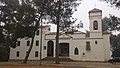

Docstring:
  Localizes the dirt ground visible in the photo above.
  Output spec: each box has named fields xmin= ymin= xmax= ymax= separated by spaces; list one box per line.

xmin=0 ymin=65 xmax=86 ymax=68
xmin=0 ymin=62 xmax=87 ymax=68
xmin=1 ymin=61 xmax=120 ymax=68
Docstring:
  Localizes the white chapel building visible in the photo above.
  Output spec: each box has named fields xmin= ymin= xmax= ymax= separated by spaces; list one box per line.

xmin=10 ymin=8 xmax=111 ymax=61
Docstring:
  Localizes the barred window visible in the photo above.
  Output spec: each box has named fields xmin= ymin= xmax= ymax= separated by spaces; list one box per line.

xmin=86 ymin=42 xmax=91 ymax=50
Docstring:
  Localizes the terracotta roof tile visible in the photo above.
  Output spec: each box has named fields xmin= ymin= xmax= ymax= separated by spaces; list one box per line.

xmin=89 ymin=8 xmax=102 ymax=13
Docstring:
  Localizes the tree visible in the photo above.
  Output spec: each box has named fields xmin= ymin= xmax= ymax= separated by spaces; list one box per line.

xmin=100 ymin=0 xmax=120 ymax=8
xmin=110 ymin=34 xmax=120 ymax=57
xmin=47 ymin=0 xmax=81 ymax=64
xmin=0 ymin=43 xmax=9 ymax=62
xmin=102 ymin=15 xmax=120 ymax=32
xmin=100 ymin=0 xmax=120 ymax=32
xmin=101 ymin=0 xmax=120 ymax=57
xmin=0 ymin=0 xmax=20 ymax=61
xmin=23 ymin=0 xmax=81 ymax=64
xmin=0 ymin=0 xmax=81 ymax=63
xmin=102 ymin=16 xmax=120 ymax=57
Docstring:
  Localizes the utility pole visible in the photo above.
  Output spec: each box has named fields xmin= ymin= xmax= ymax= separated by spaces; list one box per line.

xmin=55 ymin=0 xmax=61 ymax=64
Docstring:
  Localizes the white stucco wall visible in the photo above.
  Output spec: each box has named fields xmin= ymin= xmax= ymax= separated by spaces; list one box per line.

xmin=10 ymin=26 xmax=48 ymax=60
xmin=90 ymin=32 xmax=102 ymax=38
xmin=71 ymin=33 xmax=85 ymax=38
xmin=69 ymin=38 xmax=105 ymax=61
xmin=103 ymin=34 xmax=111 ymax=61
xmin=9 ymin=8 xmax=111 ymax=62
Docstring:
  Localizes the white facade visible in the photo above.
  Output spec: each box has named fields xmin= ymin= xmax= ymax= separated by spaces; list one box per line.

xmin=10 ymin=8 xmax=111 ymax=61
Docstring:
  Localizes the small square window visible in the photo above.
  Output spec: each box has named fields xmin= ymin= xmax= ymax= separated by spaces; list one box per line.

xmin=16 ymin=51 xmax=20 ymax=57
xmin=35 ymin=51 xmax=38 ymax=57
xmin=17 ymin=41 xmax=20 ymax=46
xmin=27 ymin=41 xmax=30 ymax=46
xmin=95 ymin=41 xmax=97 ymax=44
xmin=44 ymin=46 xmax=46 ymax=50
xmin=36 ymin=41 xmax=39 ymax=46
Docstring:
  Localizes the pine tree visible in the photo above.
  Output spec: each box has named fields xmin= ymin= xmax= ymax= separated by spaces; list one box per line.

xmin=0 ymin=0 xmax=82 ymax=63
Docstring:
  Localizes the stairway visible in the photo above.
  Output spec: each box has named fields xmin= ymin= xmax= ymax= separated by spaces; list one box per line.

xmin=42 ymin=57 xmax=73 ymax=61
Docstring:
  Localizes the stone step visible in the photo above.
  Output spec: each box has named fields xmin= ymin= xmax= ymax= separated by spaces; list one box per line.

xmin=42 ymin=57 xmax=73 ymax=61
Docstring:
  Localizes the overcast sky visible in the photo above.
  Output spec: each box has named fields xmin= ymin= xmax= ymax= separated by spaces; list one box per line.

xmin=72 ymin=0 xmax=120 ymax=32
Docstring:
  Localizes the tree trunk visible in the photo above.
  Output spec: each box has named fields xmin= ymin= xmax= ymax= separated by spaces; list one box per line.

xmin=23 ymin=21 xmax=39 ymax=63
xmin=39 ymin=18 xmax=43 ymax=65
xmin=55 ymin=0 xmax=61 ymax=64
xmin=23 ymin=0 xmax=45 ymax=64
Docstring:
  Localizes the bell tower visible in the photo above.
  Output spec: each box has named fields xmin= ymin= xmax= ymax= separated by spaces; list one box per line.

xmin=89 ymin=8 xmax=102 ymax=38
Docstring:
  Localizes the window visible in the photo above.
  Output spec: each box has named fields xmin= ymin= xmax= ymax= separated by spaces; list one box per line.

xmin=48 ymin=28 xmax=51 ymax=31
xmin=26 ymin=51 xmax=28 ymax=55
xmin=36 ymin=30 xmax=39 ymax=35
xmin=44 ymin=46 xmax=46 ymax=50
xmin=83 ymin=52 xmax=85 ymax=55
xmin=36 ymin=41 xmax=39 ymax=46
xmin=93 ymin=21 xmax=98 ymax=30
xmin=59 ymin=43 xmax=69 ymax=57
xmin=16 ymin=51 xmax=20 ymax=57
xmin=95 ymin=41 xmax=97 ymax=44
xmin=86 ymin=42 xmax=91 ymax=50
xmin=35 ymin=51 xmax=38 ymax=57
xmin=27 ymin=41 xmax=30 ymax=46
xmin=17 ymin=41 xmax=20 ymax=46
xmin=74 ymin=48 xmax=79 ymax=55
xmin=86 ymin=31 xmax=90 ymax=37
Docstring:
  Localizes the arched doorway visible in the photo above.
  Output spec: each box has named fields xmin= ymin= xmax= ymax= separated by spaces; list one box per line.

xmin=47 ymin=40 xmax=54 ymax=57
xmin=59 ymin=43 xmax=69 ymax=57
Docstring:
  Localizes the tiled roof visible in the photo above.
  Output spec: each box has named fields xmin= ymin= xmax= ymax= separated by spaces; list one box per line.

xmin=89 ymin=8 xmax=102 ymax=13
